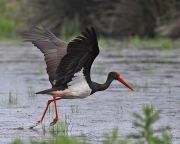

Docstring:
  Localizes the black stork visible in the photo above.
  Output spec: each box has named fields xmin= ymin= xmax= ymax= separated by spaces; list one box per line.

xmin=23 ymin=26 xmax=133 ymax=128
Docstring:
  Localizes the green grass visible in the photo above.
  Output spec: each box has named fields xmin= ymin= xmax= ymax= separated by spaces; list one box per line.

xmin=98 ymin=37 xmax=109 ymax=49
xmin=144 ymin=39 xmax=173 ymax=50
xmin=128 ymin=105 xmax=171 ymax=144
xmin=11 ymin=105 xmax=171 ymax=144
xmin=0 ymin=0 xmax=20 ymax=40
xmin=130 ymin=35 xmax=141 ymax=48
xmin=60 ymin=15 xmax=81 ymax=41
xmin=12 ymin=135 xmax=86 ymax=144
xmin=129 ymin=35 xmax=173 ymax=49
xmin=103 ymin=128 xmax=128 ymax=144
xmin=0 ymin=17 xmax=16 ymax=39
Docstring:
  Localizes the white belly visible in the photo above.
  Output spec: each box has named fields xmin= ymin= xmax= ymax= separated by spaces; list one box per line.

xmin=51 ymin=82 xmax=91 ymax=99
xmin=50 ymin=69 xmax=92 ymax=99
xmin=67 ymin=81 xmax=92 ymax=98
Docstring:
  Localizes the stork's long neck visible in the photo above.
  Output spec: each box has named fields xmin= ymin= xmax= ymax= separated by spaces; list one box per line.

xmin=101 ymin=74 xmax=114 ymax=90
xmin=91 ymin=73 xmax=114 ymax=93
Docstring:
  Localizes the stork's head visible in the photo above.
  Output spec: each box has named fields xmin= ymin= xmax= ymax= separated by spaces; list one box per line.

xmin=109 ymin=72 xmax=134 ymax=91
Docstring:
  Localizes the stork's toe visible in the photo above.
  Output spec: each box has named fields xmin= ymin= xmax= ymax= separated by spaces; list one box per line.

xmin=50 ymin=118 xmax=58 ymax=126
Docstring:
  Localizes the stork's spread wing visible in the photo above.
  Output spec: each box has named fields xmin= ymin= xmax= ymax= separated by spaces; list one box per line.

xmin=55 ymin=27 xmax=99 ymax=87
xmin=23 ymin=27 xmax=67 ymax=86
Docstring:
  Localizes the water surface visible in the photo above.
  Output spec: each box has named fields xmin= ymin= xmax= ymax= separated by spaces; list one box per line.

xmin=0 ymin=43 xmax=180 ymax=143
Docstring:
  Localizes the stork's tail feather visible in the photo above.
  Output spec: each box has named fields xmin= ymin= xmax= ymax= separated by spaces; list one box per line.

xmin=35 ymin=88 xmax=59 ymax=94
xmin=35 ymin=91 xmax=46 ymax=94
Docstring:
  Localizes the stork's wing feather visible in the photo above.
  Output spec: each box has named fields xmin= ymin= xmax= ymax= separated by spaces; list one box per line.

xmin=55 ymin=27 xmax=99 ymax=87
xmin=23 ymin=27 xmax=67 ymax=86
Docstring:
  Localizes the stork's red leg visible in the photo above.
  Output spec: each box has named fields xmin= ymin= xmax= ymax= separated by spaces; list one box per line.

xmin=50 ymin=96 xmax=58 ymax=126
xmin=38 ymin=100 xmax=52 ymax=123
xmin=30 ymin=93 xmax=66 ymax=129
xmin=50 ymin=93 xmax=66 ymax=126
xmin=38 ymin=98 xmax=61 ymax=123
xmin=29 ymin=97 xmax=61 ymax=129
xmin=38 ymin=94 xmax=65 ymax=124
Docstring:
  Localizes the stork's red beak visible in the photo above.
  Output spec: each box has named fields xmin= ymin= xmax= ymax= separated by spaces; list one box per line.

xmin=116 ymin=74 xmax=134 ymax=91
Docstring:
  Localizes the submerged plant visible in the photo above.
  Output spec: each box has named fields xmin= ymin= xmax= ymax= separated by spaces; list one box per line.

xmin=8 ymin=91 xmax=18 ymax=105
xmin=27 ymin=86 xmax=36 ymax=97
xmin=70 ymin=105 xmax=79 ymax=114
xmin=41 ymin=110 xmax=72 ymax=136
xmin=49 ymin=115 xmax=72 ymax=136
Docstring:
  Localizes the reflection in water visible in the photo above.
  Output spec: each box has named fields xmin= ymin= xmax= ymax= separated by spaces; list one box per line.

xmin=0 ymin=44 xmax=180 ymax=143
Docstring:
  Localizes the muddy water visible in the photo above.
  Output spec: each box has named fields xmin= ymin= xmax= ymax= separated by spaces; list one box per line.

xmin=0 ymin=43 xmax=180 ymax=144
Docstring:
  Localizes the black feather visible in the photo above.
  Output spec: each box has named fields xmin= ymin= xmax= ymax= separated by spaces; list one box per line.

xmin=54 ymin=27 xmax=99 ymax=88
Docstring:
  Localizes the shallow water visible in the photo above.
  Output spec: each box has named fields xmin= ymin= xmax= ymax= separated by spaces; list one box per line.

xmin=0 ymin=43 xmax=180 ymax=144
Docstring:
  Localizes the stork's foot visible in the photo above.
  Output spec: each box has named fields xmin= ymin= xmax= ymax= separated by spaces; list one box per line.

xmin=50 ymin=118 xmax=58 ymax=126
xmin=29 ymin=120 xmax=41 ymax=129
xmin=36 ymin=120 xmax=42 ymax=125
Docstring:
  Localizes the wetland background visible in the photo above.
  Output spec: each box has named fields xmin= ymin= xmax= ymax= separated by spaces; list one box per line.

xmin=0 ymin=0 xmax=180 ymax=144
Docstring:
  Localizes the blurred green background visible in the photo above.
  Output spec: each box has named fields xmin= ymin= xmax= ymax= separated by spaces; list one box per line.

xmin=0 ymin=0 xmax=180 ymax=40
